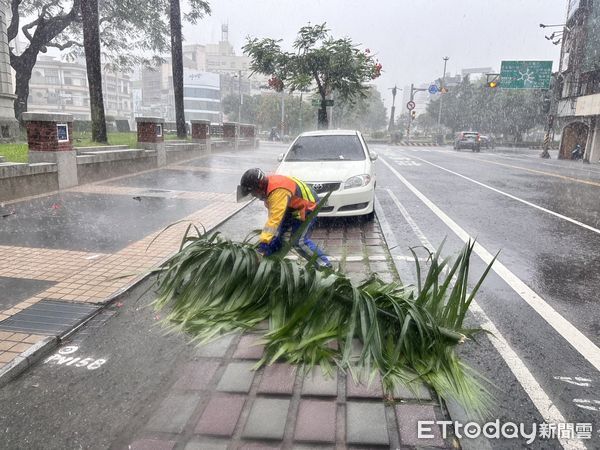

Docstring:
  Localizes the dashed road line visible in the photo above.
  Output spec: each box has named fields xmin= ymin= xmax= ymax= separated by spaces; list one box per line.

xmin=407 ymin=155 xmax=600 ymax=236
xmin=452 ymin=155 xmax=600 ymax=187
xmin=380 ymin=156 xmax=600 ymax=375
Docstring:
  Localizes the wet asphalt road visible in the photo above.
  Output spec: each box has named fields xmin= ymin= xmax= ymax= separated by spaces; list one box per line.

xmin=373 ymin=144 xmax=600 ymax=449
xmin=1 ymin=143 xmax=599 ymax=449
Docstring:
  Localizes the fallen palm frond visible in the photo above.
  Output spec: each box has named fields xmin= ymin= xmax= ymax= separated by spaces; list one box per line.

xmin=153 ymin=227 xmax=495 ymax=419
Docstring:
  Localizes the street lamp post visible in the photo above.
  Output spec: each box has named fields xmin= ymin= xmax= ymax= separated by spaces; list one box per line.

xmin=237 ymin=70 xmax=242 ymax=123
xmin=437 ymin=56 xmax=450 ymax=139
xmin=280 ymin=89 xmax=285 ymax=140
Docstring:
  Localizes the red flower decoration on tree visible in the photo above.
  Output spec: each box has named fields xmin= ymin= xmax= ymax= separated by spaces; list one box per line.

xmin=268 ymin=75 xmax=284 ymax=92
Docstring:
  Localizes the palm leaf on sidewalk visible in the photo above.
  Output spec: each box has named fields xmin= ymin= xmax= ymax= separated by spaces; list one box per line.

xmin=153 ymin=229 xmax=495 ymax=419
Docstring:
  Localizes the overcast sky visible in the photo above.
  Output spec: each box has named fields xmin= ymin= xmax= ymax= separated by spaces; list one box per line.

xmin=188 ymin=0 xmax=567 ymax=107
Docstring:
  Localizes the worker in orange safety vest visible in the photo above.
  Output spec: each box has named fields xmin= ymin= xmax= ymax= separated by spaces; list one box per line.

xmin=237 ymin=168 xmax=332 ymax=268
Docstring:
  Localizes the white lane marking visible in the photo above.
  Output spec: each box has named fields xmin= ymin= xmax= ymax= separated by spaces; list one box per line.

xmin=389 ymin=156 xmax=421 ymax=166
xmin=408 ymin=155 xmax=600 ymax=236
xmin=381 ymin=156 xmax=600 ymax=373
xmin=472 ymin=304 xmax=585 ymax=449
xmin=346 ymin=255 xmax=365 ymax=262
xmin=395 ymin=255 xmax=429 ymax=262
xmin=554 ymin=376 xmax=592 ymax=387
xmin=573 ymin=399 xmax=600 ymax=412
xmin=382 ymin=187 xmax=585 ymax=450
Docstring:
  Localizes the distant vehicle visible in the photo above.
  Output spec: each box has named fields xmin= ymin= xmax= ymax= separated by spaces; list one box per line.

xmin=454 ymin=131 xmax=481 ymax=152
xmin=276 ymin=130 xmax=377 ymax=220
xmin=571 ymin=143 xmax=584 ymax=160
xmin=480 ymin=135 xmax=494 ymax=149
xmin=269 ymin=127 xmax=281 ymax=141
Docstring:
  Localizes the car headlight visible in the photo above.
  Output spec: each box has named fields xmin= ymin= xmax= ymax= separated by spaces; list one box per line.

xmin=344 ymin=174 xmax=371 ymax=189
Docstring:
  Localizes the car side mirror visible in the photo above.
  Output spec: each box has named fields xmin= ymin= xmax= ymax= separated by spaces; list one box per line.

xmin=369 ymin=151 xmax=378 ymax=161
xmin=277 ymin=153 xmax=284 ymax=162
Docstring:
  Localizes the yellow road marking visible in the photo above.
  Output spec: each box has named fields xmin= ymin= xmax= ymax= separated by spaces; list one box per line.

xmin=462 ymin=155 xmax=600 ymax=188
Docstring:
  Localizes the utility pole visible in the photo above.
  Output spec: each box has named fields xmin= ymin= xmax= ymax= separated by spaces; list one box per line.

xmin=539 ymin=22 xmax=568 ymax=159
xmin=406 ymin=83 xmax=428 ymax=144
xmin=280 ymin=89 xmax=285 ymax=139
xmin=299 ymin=91 xmax=304 ymax=133
xmin=437 ymin=56 xmax=450 ymax=141
xmin=237 ymin=70 xmax=242 ymax=123
xmin=388 ymin=85 xmax=400 ymax=132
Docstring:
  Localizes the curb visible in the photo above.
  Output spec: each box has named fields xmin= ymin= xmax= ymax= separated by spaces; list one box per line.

xmin=0 ymin=336 xmax=58 ymax=388
xmin=0 ymin=199 xmax=254 ymax=388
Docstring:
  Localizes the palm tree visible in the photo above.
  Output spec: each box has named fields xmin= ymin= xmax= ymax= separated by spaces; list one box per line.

xmin=81 ymin=0 xmax=107 ymax=143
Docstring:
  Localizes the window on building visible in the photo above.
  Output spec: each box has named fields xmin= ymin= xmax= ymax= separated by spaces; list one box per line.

xmin=47 ymin=92 xmax=59 ymax=105
xmin=184 ymin=99 xmax=221 ymax=112
xmin=183 ymin=87 xmax=220 ymax=99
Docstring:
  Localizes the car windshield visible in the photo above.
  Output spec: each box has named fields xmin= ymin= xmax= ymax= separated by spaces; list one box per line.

xmin=284 ymin=135 xmax=366 ymax=162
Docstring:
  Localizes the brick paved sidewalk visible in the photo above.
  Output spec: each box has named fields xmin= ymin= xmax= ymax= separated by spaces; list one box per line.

xmin=0 ymin=148 xmax=278 ymax=378
xmin=126 ymin=220 xmax=449 ymax=449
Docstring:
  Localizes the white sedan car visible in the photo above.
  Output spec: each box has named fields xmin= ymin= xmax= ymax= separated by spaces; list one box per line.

xmin=276 ymin=130 xmax=377 ymax=220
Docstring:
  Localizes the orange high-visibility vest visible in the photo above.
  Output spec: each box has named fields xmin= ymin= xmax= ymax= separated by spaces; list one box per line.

xmin=266 ymin=175 xmax=317 ymax=221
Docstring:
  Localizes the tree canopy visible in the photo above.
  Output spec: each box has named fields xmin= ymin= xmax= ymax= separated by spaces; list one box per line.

xmin=8 ymin=0 xmax=210 ymax=119
xmin=242 ymin=23 xmax=382 ymax=128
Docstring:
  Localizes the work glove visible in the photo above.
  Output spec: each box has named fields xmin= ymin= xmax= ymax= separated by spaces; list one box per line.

xmin=257 ymin=242 xmax=271 ymax=256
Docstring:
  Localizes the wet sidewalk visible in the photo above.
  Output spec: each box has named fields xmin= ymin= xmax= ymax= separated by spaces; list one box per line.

xmin=0 ymin=146 xmax=280 ymax=379
xmin=1 ymin=142 xmax=450 ymax=448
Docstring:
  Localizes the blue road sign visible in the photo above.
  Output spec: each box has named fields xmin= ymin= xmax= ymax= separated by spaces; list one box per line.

xmin=428 ymin=84 xmax=439 ymax=94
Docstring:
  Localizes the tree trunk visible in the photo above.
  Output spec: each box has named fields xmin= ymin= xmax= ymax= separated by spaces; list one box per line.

xmin=13 ymin=59 xmax=34 ymax=124
xmin=82 ymin=0 xmax=108 ymax=143
xmin=170 ymin=0 xmax=186 ymax=139
xmin=318 ymin=99 xmax=328 ymax=129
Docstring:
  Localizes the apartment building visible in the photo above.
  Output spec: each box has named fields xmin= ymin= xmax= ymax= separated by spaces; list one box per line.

xmin=28 ymin=56 xmax=133 ymax=122
xmin=555 ymin=0 xmax=600 ymax=161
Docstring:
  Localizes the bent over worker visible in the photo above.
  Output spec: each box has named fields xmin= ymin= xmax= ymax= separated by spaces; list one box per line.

xmin=238 ymin=168 xmax=332 ymax=268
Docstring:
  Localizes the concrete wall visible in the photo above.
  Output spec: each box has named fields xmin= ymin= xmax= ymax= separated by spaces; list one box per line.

xmin=0 ymin=163 xmax=59 ymax=202
xmin=166 ymin=142 xmax=208 ymax=164
xmin=587 ymin=119 xmax=600 ymax=163
xmin=76 ymin=150 xmax=157 ymax=184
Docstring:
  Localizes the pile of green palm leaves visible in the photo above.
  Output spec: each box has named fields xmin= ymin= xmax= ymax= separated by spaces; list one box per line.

xmin=153 ymin=225 xmax=495 ymax=418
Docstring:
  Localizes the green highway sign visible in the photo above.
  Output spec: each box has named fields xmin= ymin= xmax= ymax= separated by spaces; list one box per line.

xmin=500 ymin=61 xmax=553 ymax=89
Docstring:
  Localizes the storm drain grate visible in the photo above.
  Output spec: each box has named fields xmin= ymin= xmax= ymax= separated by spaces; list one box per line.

xmin=0 ymin=300 xmax=99 ymax=336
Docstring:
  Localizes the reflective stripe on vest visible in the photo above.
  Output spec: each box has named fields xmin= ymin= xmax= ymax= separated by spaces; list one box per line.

xmin=266 ymin=175 xmax=317 ymax=220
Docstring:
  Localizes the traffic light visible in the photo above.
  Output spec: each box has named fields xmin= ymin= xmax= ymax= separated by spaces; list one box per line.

xmin=411 ymin=110 xmax=416 ymax=120
xmin=486 ymin=73 xmax=500 ymax=89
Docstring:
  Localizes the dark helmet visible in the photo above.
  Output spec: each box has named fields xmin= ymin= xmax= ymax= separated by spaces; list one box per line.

xmin=239 ymin=168 xmax=267 ymax=197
